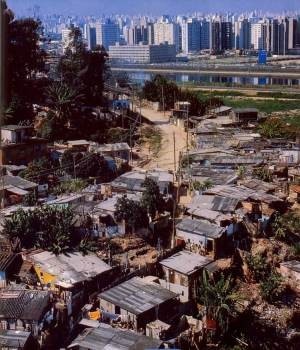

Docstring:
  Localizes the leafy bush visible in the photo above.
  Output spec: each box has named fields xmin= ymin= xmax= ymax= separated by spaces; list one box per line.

xmin=259 ymin=272 xmax=284 ymax=303
xmin=246 ymin=253 xmax=270 ymax=281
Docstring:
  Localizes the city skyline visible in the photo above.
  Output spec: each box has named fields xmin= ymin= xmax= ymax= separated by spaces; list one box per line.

xmin=8 ymin=0 xmax=300 ymax=16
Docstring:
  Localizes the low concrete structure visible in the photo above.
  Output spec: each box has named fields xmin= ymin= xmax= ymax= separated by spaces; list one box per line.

xmin=160 ymin=250 xmax=213 ymax=301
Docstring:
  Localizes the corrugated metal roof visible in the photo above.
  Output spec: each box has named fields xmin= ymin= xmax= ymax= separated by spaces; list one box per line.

xmin=0 ymin=253 xmax=17 ymax=271
xmin=211 ymin=196 xmax=239 ymax=212
xmin=99 ymin=277 xmax=177 ymax=315
xmin=160 ymin=250 xmax=213 ymax=275
xmin=68 ymin=325 xmax=162 ymax=350
xmin=30 ymin=251 xmax=111 ymax=287
xmin=176 ymin=218 xmax=225 ymax=239
xmin=281 ymin=260 xmax=300 ymax=273
xmin=0 ymin=289 xmax=49 ymax=320
xmin=0 ymin=330 xmax=31 ymax=348
xmin=205 ymin=185 xmax=282 ymax=204
xmin=3 ymin=175 xmax=37 ymax=190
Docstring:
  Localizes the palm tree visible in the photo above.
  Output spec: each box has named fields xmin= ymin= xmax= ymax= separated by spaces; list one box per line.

xmin=46 ymin=82 xmax=83 ymax=125
xmin=198 ymin=270 xmax=239 ymax=338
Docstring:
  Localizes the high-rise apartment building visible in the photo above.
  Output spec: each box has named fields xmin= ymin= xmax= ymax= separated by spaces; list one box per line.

xmin=271 ymin=18 xmax=297 ymax=55
xmin=234 ymin=19 xmax=251 ymax=50
xmin=200 ymin=20 xmax=210 ymax=50
xmin=251 ymin=21 xmax=270 ymax=50
xmin=221 ymin=22 xmax=233 ymax=50
xmin=210 ymin=20 xmax=221 ymax=53
xmin=95 ymin=21 xmax=120 ymax=50
xmin=154 ymin=21 xmax=180 ymax=52
xmin=181 ymin=18 xmax=201 ymax=54
xmin=61 ymin=28 xmax=72 ymax=53
xmin=85 ymin=24 xmax=97 ymax=50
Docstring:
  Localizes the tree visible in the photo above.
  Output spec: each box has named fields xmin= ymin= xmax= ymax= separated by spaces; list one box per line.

xmin=2 ymin=206 xmax=74 ymax=255
xmin=252 ymin=166 xmax=272 ymax=182
xmin=258 ymin=117 xmax=293 ymax=140
xmin=46 ymin=81 xmax=83 ymax=126
xmin=270 ymin=211 xmax=300 ymax=244
xmin=2 ymin=209 xmax=38 ymax=249
xmin=57 ymin=26 xmax=108 ymax=107
xmin=7 ymin=17 xmax=46 ymax=121
xmin=61 ymin=150 xmax=113 ymax=181
xmin=53 ymin=179 xmax=87 ymax=196
xmin=237 ymin=165 xmax=246 ymax=179
xmin=193 ymin=179 xmax=214 ymax=192
xmin=198 ymin=270 xmax=239 ymax=337
xmin=141 ymin=178 xmax=164 ymax=219
xmin=115 ymin=196 xmax=149 ymax=233
xmin=19 ymin=157 xmax=55 ymax=184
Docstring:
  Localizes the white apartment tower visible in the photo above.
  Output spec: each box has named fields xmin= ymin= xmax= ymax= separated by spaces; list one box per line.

xmin=153 ymin=21 xmax=180 ymax=52
xmin=251 ymin=21 xmax=270 ymax=50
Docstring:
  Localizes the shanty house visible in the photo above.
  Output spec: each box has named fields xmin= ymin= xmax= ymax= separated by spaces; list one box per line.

xmin=68 ymin=324 xmax=163 ymax=350
xmin=0 ymin=253 xmax=22 ymax=288
xmin=110 ymin=169 xmax=173 ymax=195
xmin=98 ymin=277 xmax=179 ymax=331
xmin=230 ymin=108 xmax=259 ymax=123
xmin=0 ymin=125 xmax=47 ymax=166
xmin=89 ymin=142 xmax=130 ymax=162
xmin=176 ymin=218 xmax=227 ymax=258
xmin=2 ymin=175 xmax=37 ymax=207
xmin=0 ymin=330 xmax=38 ymax=350
xmin=0 ymin=288 xmax=50 ymax=339
xmin=159 ymin=250 xmax=213 ymax=302
xmin=28 ymin=251 xmax=112 ymax=316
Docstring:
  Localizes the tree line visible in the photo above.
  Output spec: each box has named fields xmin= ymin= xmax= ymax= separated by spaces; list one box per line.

xmin=142 ymin=74 xmax=223 ymax=115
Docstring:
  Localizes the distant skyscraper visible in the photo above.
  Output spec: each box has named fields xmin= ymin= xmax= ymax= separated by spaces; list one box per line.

xmin=154 ymin=21 xmax=180 ymax=52
xmin=124 ymin=25 xmax=148 ymax=45
xmin=200 ymin=19 xmax=210 ymax=50
xmin=96 ymin=21 xmax=120 ymax=50
xmin=235 ymin=19 xmax=251 ymax=50
xmin=221 ymin=22 xmax=233 ymax=50
xmin=251 ymin=21 xmax=270 ymax=51
xmin=86 ymin=24 xmax=97 ymax=50
xmin=296 ymin=17 xmax=300 ymax=48
xmin=61 ymin=28 xmax=72 ymax=53
xmin=148 ymin=23 xmax=155 ymax=45
xmin=210 ymin=20 xmax=221 ymax=53
xmin=270 ymin=18 xmax=296 ymax=55
xmin=181 ymin=18 xmax=201 ymax=54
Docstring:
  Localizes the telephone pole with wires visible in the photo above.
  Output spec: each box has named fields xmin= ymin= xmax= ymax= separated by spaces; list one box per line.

xmin=0 ymin=1 xmax=8 ymax=209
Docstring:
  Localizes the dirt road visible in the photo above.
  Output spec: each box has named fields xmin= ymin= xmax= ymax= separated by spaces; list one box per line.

xmin=139 ymin=107 xmax=187 ymax=171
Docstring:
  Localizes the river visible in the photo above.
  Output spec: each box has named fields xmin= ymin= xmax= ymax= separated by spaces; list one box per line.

xmin=126 ymin=71 xmax=300 ymax=87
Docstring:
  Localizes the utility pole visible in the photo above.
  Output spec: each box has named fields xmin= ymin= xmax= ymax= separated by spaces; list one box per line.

xmin=0 ymin=1 xmax=7 ymax=209
xmin=173 ymin=131 xmax=176 ymax=176
xmin=129 ymin=124 xmax=133 ymax=166
xmin=172 ymin=132 xmax=177 ymax=249
xmin=72 ymin=154 xmax=77 ymax=179
xmin=186 ymin=106 xmax=191 ymax=193
xmin=161 ymin=85 xmax=165 ymax=117
xmin=139 ymin=94 xmax=142 ymax=125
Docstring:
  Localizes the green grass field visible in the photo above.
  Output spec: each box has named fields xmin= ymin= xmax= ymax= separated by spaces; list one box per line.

xmin=224 ymin=98 xmax=300 ymax=114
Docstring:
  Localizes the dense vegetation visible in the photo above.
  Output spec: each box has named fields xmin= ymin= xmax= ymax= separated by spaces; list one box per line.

xmin=142 ymin=75 xmax=223 ymax=115
xmin=224 ymin=97 xmax=300 ymax=114
xmin=3 ymin=206 xmax=75 ymax=255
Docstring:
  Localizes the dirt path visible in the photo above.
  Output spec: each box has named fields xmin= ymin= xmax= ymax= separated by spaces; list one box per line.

xmin=139 ymin=107 xmax=187 ymax=171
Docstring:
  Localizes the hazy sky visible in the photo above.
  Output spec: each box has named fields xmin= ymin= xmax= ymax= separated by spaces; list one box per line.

xmin=7 ymin=0 xmax=300 ymax=16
